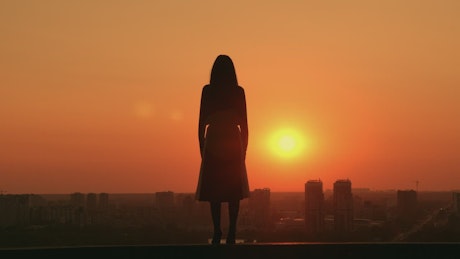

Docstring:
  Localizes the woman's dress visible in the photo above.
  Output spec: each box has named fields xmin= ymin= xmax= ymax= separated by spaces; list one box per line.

xmin=195 ymin=85 xmax=249 ymax=202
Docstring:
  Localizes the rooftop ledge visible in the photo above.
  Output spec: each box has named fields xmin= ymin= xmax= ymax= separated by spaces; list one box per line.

xmin=1 ymin=243 xmax=460 ymax=259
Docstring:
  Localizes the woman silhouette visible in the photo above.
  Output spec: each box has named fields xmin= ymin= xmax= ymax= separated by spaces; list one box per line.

xmin=196 ymin=55 xmax=249 ymax=244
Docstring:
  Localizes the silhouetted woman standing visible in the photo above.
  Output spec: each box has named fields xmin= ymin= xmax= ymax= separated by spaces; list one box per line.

xmin=196 ymin=55 xmax=249 ymax=244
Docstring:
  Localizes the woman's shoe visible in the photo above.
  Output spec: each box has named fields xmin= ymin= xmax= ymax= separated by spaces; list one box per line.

xmin=211 ymin=231 xmax=222 ymax=245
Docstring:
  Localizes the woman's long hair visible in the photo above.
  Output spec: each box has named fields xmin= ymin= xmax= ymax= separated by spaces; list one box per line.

xmin=210 ymin=55 xmax=238 ymax=87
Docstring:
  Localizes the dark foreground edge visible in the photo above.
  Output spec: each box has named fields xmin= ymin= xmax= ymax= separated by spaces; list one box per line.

xmin=1 ymin=243 xmax=460 ymax=259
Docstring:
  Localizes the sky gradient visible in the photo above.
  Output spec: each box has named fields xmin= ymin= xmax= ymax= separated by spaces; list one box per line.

xmin=1 ymin=0 xmax=459 ymax=193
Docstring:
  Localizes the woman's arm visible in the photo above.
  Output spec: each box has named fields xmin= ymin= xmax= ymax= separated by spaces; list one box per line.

xmin=239 ymin=88 xmax=248 ymax=158
xmin=198 ymin=86 xmax=208 ymax=158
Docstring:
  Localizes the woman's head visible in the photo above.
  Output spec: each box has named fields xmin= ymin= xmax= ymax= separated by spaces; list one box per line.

xmin=210 ymin=55 xmax=238 ymax=87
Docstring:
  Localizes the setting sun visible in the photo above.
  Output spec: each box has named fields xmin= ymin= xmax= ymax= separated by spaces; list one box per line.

xmin=269 ymin=128 xmax=307 ymax=160
xmin=279 ymin=135 xmax=296 ymax=152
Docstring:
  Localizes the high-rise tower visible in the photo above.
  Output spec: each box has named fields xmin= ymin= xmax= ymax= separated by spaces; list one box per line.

xmin=86 ymin=193 xmax=97 ymax=212
xmin=70 ymin=192 xmax=85 ymax=208
xmin=98 ymin=193 xmax=109 ymax=211
xmin=333 ymin=179 xmax=353 ymax=232
xmin=249 ymin=188 xmax=271 ymax=229
xmin=305 ymin=180 xmax=324 ymax=233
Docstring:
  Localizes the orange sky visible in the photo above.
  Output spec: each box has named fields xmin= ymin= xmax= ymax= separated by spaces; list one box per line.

xmin=1 ymin=0 xmax=459 ymax=193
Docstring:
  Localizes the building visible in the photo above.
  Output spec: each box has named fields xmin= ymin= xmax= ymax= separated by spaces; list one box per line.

xmin=305 ymin=180 xmax=324 ymax=233
xmin=155 ymin=191 xmax=175 ymax=211
xmin=47 ymin=205 xmax=74 ymax=225
xmin=453 ymin=192 xmax=460 ymax=214
xmin=99 ymin=193 xmax=109 ymax=211
xmin=333 ymin=179 xmax=353 ymax=232
xmin=86 ymin=193 xmax=98 ymax=212
xmin=0 ymin=195 xmax=31 ymax=227
xmin=397 ymin=190 xmax=417 ymax=220
xmin=70 ymin=192 xmax=85 ymax=208
xmin=249 ymin=188 xmax=271 ymax=229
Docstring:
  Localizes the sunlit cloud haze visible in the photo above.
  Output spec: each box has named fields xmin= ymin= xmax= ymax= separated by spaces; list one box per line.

xmin=1 ymin=0 xmax=459 ymax=193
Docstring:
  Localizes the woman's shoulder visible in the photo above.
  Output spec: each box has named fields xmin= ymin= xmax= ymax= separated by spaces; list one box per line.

xmin=237 ymin=86 xmax=245 ymax=95
xmin=201 ymin=85 xmax=212 ymax=96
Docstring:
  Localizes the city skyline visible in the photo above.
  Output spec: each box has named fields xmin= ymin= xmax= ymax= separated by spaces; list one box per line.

xmin=0 ymin=175 xmax=458 ymax=195
xmin=1 ymin=181 xmax=459 ymax=246
xmin=1 ymin=1 xmax=460 ymax=193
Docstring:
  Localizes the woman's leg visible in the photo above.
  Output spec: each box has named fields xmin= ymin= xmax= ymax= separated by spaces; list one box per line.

xmin=210 ymin=201 xmax=222 ymax=244
xmin=227 ymin=200 xmax=240 ymax=244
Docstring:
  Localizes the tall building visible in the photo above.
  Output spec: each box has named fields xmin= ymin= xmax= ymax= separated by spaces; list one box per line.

xmin=333 ymin=179 xmax=353 ymax=232
xmin=453 ymin=192 xmax=460 ymax=214
xmin=0 ymin=195 xmax=31 ymax=227
xmin=249 ymin=188 xmax=271 ymax=229
xmin=305 ymin=180 xmax=324 ymax=233
xmin=99 ymin=193 xmax=109 ymax=211
xmin=86 ymin=193 xmax=98 ymax=212
xmin=397 ymin=190 xmax=417 ymax=220
xmin=70 ymin=192 xmax=85 ymax=208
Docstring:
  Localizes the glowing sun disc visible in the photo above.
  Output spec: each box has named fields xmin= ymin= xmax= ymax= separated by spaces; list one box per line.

xmin=268 ymin=128 xmax=306 ymax=159
xmin=279 ymin=135 xmax=296 ymax=152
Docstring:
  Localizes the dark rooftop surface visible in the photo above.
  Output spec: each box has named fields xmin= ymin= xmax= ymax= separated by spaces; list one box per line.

xmin=1 ymin=243 xmax=460 ymax=259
